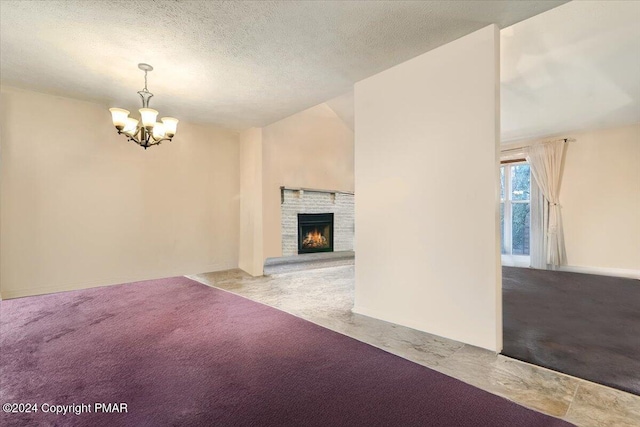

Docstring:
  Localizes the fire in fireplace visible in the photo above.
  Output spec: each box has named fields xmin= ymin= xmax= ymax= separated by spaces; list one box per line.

xmin=298 ymin=213 xmax=334 ymax=254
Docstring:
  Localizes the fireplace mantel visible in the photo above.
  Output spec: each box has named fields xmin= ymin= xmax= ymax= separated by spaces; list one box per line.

xmin=280 ymin=186 xmax=354 ymax=204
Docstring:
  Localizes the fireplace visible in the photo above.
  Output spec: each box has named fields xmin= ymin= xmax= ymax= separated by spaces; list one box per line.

xmin=298 ymin=213 xmax=334 ymax=254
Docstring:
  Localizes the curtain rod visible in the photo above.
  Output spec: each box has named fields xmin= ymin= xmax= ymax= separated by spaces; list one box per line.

xmin=501 ymin=137 xmax=576 ymax=153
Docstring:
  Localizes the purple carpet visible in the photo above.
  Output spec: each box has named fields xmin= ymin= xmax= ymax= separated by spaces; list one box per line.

xmin=1 ymin=277 xmax=572 ymax=426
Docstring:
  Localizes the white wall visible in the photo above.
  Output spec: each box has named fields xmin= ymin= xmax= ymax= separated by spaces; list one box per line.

xmin=354 ymin=26 xmax=502 ymax=351
xmin=262 ymin=103 xmax=354 ymax=261
xmin=0 ymin=87 xmax=240 ymax=299
xmin=562 ymin=124 xmax=640 ymax=273
xmin=238 ymin=127 xmax=264 ymax=276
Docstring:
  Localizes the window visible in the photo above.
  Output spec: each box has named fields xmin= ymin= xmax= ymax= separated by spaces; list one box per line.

xmin=500 ymin=162 xmax=531 ymax=264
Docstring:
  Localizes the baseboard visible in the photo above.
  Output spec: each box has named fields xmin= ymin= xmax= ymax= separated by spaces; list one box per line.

xmin=0 ymin=262 xmax=238 ymax=300
xmin=557 ymin=265 xmax=640 ymax=280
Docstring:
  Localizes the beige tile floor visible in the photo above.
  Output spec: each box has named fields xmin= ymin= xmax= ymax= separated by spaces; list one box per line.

xmin=189 ymin=265 xmax=640 ymax=427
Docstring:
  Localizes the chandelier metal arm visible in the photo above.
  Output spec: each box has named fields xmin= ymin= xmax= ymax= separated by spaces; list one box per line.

xmin=117 ymin=128 xmax=173 ymax=150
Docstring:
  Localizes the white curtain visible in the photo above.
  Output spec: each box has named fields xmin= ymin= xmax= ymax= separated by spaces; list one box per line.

xmin=526 ymin=140 xmax=567 ymax=267
xmin=529 ymin=177 xmax=547 ymax=269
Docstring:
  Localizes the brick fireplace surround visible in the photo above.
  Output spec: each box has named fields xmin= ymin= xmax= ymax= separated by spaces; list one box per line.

xmin=280 ymin=187 xmax=354 ymax=256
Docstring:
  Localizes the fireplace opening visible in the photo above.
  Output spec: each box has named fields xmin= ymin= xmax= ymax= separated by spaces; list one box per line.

xmin=298 ymin=213 xmax=334 ymax=254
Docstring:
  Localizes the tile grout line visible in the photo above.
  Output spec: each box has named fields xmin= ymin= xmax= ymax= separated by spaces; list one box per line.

xmin=444 ymin=342 xmax=467 ymax=360
xmin=563 ymin=381 xmax=582 ymax=420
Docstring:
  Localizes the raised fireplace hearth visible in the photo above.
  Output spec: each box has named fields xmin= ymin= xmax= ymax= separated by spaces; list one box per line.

xmin=298 ymin=213 xmax=334 ymax=254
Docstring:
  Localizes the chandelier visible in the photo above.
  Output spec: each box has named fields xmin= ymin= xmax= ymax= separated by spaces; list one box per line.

xmin=109 ymin=63 xmax=179 ymax=149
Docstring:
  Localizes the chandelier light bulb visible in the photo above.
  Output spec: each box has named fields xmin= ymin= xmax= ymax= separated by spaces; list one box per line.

xmin=109 ymin=108 xmax=130 ymax=130
xmin=123 ymin=118 xmax=139 ymax=136
xmin=161 ymin=117 xmax=179 ymax=137
xmin=152 ymin=122 xmax=166 ymax=140
xmin=139 ymin=108 xmax=159 ymax=129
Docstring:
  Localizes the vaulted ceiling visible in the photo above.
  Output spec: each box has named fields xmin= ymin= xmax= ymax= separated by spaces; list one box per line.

xmin=501 ymin=0 xmax=640 ymax=142
xmin=0 ymin=0 xmax=566 ymax=130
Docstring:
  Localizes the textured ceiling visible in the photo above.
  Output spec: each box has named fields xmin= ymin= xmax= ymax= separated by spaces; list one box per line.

xmin=501 ymin=1 xmax=640 ymax=142
xmin=0 ymin=0 xmax=565 ymax=130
